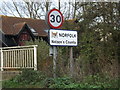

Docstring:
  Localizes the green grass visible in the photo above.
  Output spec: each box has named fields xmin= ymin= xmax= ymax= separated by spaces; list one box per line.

xmin=3 ymin=80 xmax=43 ymax=88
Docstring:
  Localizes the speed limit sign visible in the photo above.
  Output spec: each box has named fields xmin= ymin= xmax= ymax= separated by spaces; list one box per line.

xmin=46 ymin=9 xmax=64 ymax=29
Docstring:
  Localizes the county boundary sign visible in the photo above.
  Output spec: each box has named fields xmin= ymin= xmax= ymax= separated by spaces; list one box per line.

xmin=46 ymin=9 xmax=64 ymax=29
xmin=49 ymin=29 xmax=78 ymax=46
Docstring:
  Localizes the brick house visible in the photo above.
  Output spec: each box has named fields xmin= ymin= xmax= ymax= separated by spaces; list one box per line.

xmin=0 ymin=15 xmax=49 ymax=47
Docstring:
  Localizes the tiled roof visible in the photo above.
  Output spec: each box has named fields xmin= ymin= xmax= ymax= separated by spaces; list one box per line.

xmin=1 ymin=15 xmax=49 ymax=37
xmin=13 ymin=22 xmax=26 ymax=35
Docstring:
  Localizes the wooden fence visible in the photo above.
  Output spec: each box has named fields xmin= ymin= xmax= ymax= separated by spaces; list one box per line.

xmin=0 ymin=45 xmax=38 ymax=71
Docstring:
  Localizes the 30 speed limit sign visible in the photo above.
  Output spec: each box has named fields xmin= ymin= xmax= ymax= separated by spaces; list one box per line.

xmin=46 ymin=9 xmax=64 ymax=29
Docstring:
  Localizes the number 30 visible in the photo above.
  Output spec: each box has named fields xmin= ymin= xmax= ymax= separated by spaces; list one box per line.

xmin=50 ymin=14 xmax=61 ymax=23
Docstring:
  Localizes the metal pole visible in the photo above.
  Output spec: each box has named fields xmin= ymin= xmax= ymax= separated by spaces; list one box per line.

xmin=70 ymin=47 xmax=74 ymax=77
xmin=53 ymin=46 xmax=57 ymax=78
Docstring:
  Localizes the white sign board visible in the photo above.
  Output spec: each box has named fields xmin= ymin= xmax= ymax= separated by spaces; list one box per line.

xmin=49 ymin=29 xmax=78 ymax=46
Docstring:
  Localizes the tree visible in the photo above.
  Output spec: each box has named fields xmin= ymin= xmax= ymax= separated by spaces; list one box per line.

xmin=0 ymin=0 xmax=76 ymax=20
xmin=0 ymin=0 xmax=52 ymax=19
xmin=73 ymin=2 xmax=120 ymax=77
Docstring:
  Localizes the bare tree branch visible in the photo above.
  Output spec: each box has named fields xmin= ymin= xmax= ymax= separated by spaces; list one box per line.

xmin=2 ymin=1 xmax=16 ymax=16
xmin=12 ymin=1 xmax=22 ymax=17
xmin=0 ymin=0 xmax=72 ymax=20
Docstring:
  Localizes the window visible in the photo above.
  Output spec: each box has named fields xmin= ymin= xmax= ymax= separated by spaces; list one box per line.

xmin=19 ymin=33 xmax=30 ymax=41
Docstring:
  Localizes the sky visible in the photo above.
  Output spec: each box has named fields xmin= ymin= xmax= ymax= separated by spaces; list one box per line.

xmin=0 ymin=0 xmax=73 ymax=18
xmin=0 ymin=0 xmax=119 ymax=18
xmin=0 ymin=0 xmax=119 ymax=2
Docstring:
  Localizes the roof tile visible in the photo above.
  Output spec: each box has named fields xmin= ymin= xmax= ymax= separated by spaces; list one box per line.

xmin=1 ymin=16 xmax=49 ymax=36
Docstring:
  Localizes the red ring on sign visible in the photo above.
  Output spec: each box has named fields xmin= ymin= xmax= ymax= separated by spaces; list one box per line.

xmin=48 ymin=9 xmax=64 ymax=29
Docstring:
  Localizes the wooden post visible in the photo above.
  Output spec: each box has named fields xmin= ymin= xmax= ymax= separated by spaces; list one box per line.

xmin=1 ymin=48 xmax=3 ymax=71
xmin=34 ymin=45 xmax=38 ymax=70
xmin=70 ymin=47 xmax=74 ymax=77
xmin=0 ymin=48 xmax=3 ymax=89
xmin=53 ymin=46 xmax=57 ymax=78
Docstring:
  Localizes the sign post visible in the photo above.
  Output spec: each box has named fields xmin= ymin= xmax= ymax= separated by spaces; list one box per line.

xmin=49 ymin=29 xmax=77 ymax=77
xmin=70 ymin=47 xmax=74 ymax=77
xmin=46 ymin=9 xmax=64 ymax=78
xmin=46 ymin=8 xmax=78 ymax=78
xmin=53 ymin=46 xmax=57 ymax=78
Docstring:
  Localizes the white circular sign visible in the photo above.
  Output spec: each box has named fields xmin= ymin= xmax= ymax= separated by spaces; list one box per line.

xmin=47 ymin=9 xmax=63 ymax=29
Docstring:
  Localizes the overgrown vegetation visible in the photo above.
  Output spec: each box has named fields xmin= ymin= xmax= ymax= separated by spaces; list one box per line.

xmin=3 ymin=69 xmax=46 ymax=88
xmin=3 ymin=69 xmax=119 ymax=88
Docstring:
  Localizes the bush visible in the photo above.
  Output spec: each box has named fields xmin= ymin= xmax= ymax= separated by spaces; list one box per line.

xmin=43 ymin=77 xmax=73 ymax=88
xmin=78 ymin=74 xmax=119 ymax=88
xmin=43 ymin=74 xmax=119 ymax=88
xmin=3 ymin=69 xmax=46 ymax=88
xmin=3 ymin=73 xmax=119 ymax=88
xmin=13 ymin=69 xmax=46 ymax=84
